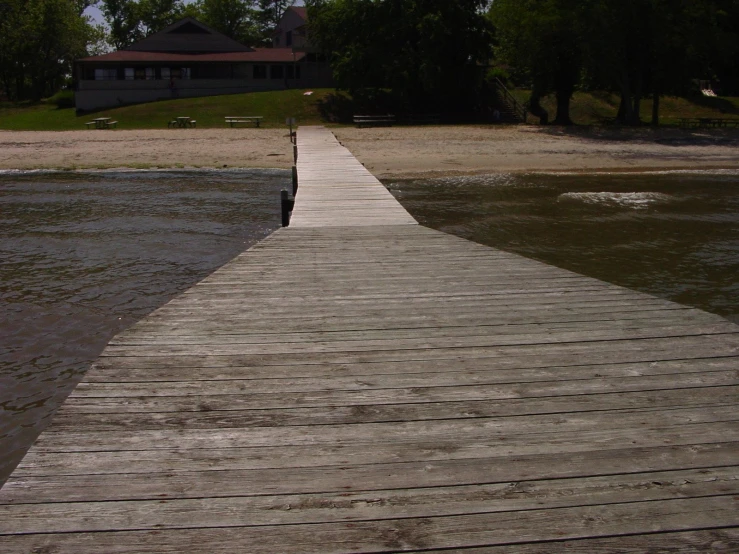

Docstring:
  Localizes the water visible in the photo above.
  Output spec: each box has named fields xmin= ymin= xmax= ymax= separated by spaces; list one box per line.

xmin=0 ymin=169 xmax=285 ymax=485
xmin=385 ymin=170 xmax=739 ymax=325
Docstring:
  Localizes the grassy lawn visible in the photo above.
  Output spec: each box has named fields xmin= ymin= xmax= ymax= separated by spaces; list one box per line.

xmin=509 ymin=90 xmax=739 ymax=126
xmin=1 ymin=88 xmax=738 ymax=130
xmin=0 ymin=89 xmax=341 ymax=131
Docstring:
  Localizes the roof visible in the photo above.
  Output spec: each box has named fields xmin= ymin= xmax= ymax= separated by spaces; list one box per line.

xmin=78 ymin=49 xmax=306 ymax=63
xmin=124 ymin=18 xmax=253 ymax=53
xmin=289 ymin=7 xmax=308 ymax=20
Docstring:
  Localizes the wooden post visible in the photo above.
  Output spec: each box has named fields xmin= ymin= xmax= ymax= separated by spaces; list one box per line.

xmin=285 ymin=117 xmax=296 ymax=144
xmin=292 ymin=165 xmax=298 ymax=196
xmin=281 ymin=189 xmax=294 ymax=227
xmin=293 ymin=144 xmax=298 ymax=164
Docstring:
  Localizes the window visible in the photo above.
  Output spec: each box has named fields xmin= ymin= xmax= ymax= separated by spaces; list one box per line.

xmin=145 ymin=67 xmax=155 ymax=80
xmin=253 ymin=65 xmax=267 ymax=79
xmin=94 ymin=68 xmax=118 ymax=80
xmin=233 ymin=64 xmax=250 ymax=79
xmin=161 ymin=67 xmax=170 ymax=80
xmin=172 ymin=67 xmax=191 ymax=79
xmin=270 ymin=65 xmax=284 ymax=79
xmin=124 ymin=68 xmax=134 ymax=80
xmin=286 ymin=31 xmax=292 ymax=47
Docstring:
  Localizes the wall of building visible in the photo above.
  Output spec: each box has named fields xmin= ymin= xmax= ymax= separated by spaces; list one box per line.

xmin=75 ymin=70 xmax=332 ymax=111
xmin=273 ymin=10 xmax=307 ymax=48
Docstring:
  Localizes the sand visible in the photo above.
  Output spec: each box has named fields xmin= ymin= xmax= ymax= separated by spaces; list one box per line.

xmin=0 ymin=129 xmax=295 ymax=171
xmin=1 ymin=125 xmax=738 ymax=177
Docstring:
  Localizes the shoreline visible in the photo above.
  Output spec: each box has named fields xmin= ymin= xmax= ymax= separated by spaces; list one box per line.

xmin=1 ymin=126 xmax=738 ymax=178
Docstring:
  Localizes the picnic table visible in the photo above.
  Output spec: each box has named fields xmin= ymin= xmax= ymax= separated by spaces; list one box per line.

xmin=168 ymin=116 xmax=196 ymax=128
xmin=85 ymin=117 xmax=118 ymax=129
xmin=225 ymin=116 xmax=263 ymax=127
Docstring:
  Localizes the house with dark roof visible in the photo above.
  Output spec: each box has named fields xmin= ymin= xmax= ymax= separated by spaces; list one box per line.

xmin=74 ymin=16 xmax=333 ymax=111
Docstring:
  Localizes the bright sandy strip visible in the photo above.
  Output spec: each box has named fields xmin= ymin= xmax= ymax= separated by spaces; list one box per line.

xmin=1 ymin=125 xmax=738 ymax=176
xmin=0 ymin=129 xmax=295 ymax=171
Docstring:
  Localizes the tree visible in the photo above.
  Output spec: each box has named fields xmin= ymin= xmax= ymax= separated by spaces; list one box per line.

xmin=580 ymin=0 xmax=720 ymax=125
xmin=196 ymin=0 xmax=261 ymax=43
xmin=307 ymin=0 xmax=494 ymax=113
xmin=139 ymin=0 xmax=186 ymax=33
xmin=101 ymin=0 xmax=145 ymax=48
xmin=101 ymin=0 xmax=184 ymax=48
xmin=255 ymin=0 xmax=295 ymax=44
xmin=0 ymin=0 xmax=94 ymax=100
xmin=490 ymin=0 xmax=584 ymax=125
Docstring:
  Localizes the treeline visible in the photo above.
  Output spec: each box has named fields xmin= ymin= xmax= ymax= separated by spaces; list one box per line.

xmin=0 ymin=0 xmax=102 ymax=101
xmin=307 ymin=0 xmax=739 ymax=124
xmin=101 ymin=0 xmax=295 ymax=49
xmin=0 ymin=0 xmax=295 ymax=101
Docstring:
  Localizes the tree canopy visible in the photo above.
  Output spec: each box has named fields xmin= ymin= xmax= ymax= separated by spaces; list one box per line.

xmin=306 ymin=0 xmax=495 ymax=112
xmin=0 ymin=0 xmax=100 ymax=100
xmin=100 ymin=0 xmax=295 ymax=47
xmin=490 ymin=0 xmax=739 ymax=125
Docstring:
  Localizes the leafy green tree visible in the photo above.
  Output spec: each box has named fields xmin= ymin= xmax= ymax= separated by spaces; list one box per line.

xmin=196 ymin=0 xmax=261 ymax=43
xmin=580 ymin=0 xmax=721 ymax=125
xmin=490 ymin=0 xmax=584 ymax=125
xmin=255 ymin=0 xmax=295 ymax=43
xmin=101 ymin=0 xmax=145 ymax=48
xmin=101 ymin=0 xmax=184 ymax=48
xmin=0 ymin=0 xmax=94 ymax=100
xmin=139 ymin=0 xmax=186 ymax=33
xmin=307 ymin=0 xmax=494 ymax=112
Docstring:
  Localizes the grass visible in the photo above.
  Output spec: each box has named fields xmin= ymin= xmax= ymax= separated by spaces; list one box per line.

xmin=509 ymin=90 xmax=739 ymax=126
xmin=1 ymin=88 xmax=738 ymax=130
xmin=0 ymin=88 xmax=341 ymax=131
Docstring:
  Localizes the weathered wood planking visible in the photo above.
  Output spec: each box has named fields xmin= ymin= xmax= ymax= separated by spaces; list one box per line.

xmin=289 ymin=126 xmax=418 ymax=227
xmin=1 ymin=126 xmax=738 ymax=552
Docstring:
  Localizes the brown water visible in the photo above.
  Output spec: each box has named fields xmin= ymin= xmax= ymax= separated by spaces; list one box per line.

xmin=385 ymin=170 xmax=739 ymax=324
xmin=0 ymin=169 xmax=284 ymax=485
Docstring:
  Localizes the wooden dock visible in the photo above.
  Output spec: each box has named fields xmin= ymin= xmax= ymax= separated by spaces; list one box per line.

xmin=1 ymin=126 xmax=738 ymax=552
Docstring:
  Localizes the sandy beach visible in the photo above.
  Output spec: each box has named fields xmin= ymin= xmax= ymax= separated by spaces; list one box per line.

xmin=1 ymin=125 xmax=737 ymax=176
xmin=0 ymin=129 xmax=295 ymax=171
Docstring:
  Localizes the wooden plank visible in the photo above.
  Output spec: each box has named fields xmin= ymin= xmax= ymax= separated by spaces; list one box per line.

xmin=65 ymin=371 xmax=739 ymax=402
xmin=1 ymin=497 xmax=737 ymax=553
xmin=405 ymin=529 xmax=739 ymax=553
xmin=3 ymin=468 xmax=738 ymax=534
xmin=45 ymin=386 xmax=739 ymax=431
xmin=82 ymin=355 xmax=739 ymax=383
xmin=12 ymin=433 xmax=738 ymax=479
xmin=27 ymin=405 xmax=739 ymax=452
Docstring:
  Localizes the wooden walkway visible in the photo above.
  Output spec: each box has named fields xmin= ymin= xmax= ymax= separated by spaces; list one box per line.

xmin=1 ymin=127 xmax=738 ymax=552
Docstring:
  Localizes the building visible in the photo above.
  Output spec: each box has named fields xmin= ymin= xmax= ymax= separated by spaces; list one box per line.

xmin=74 ymin=15 xmax=333 ymax=112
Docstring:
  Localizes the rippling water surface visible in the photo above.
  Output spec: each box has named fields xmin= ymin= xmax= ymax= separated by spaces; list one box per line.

xmin=0 ymin=169 xmax=284 ymax=484
xmin=386 ymin=170 xmax=739 ymax=324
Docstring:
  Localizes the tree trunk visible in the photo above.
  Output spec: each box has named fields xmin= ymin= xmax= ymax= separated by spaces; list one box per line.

xmin=553 ymin=91 xmax=573 ymax=125
xmin=631 ymin=72 xmax=643 ymax=125
xmin=617 ymin=70 xmax=633 ymax=125
xmin=529 ymin=88 xmax=549 ymax=125
xmin=651 ymin=90 xmax=660 ymax=126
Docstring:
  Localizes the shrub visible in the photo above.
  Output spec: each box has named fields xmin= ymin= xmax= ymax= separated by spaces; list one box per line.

xmin=47 ymin=90 xmax=75 ymax=109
